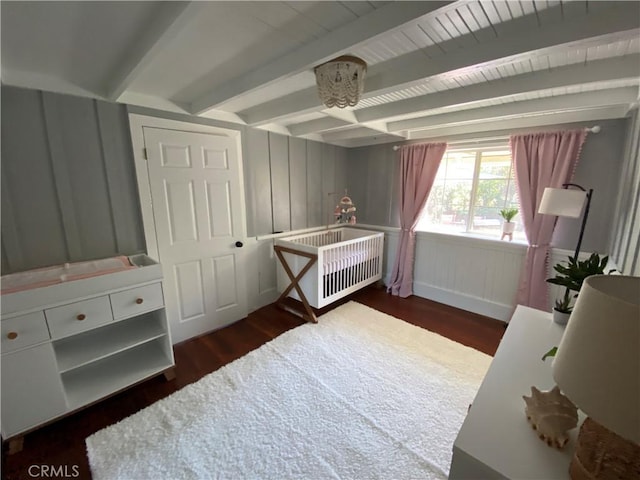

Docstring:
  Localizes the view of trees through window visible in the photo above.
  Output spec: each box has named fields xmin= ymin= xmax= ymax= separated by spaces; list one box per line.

xmin=416 ymin=148 xmax=526 ymax=241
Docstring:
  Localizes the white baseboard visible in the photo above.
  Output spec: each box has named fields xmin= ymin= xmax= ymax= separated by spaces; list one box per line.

xmin=413 ymin=281 xmax=511 ymax=322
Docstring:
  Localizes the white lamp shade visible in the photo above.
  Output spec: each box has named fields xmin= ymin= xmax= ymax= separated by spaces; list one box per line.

xmin=538 ymin=188 xmax=587 ymax=218
xmin=552 ymin=275 xmax=640 ymax=443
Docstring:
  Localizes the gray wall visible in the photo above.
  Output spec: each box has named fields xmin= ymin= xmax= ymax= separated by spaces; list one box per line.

xmin=609 ymin=108 xmax=640 ymax=275
xmin=244 ymin=129 xmax=348 ymax=236
xmin=345 ymin=118 xmax=630 ymax=255
xmin=550 ymin=118 xmax=629 ymax=254
xmin=1 ymin=87 xmax=349 ymax=274
xmin=1 ymin=86 xmax=145 ymax=273
xmin=128 ymin=105 xmax=349 ymax=237
xmin=345 ymin=143 xmax=400 ymax=228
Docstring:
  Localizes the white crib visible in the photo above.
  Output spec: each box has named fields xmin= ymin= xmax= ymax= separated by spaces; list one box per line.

xmin=274 ymin=228 xmax=384 ymax=321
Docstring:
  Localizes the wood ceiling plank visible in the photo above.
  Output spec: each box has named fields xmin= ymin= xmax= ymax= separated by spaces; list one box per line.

xmin=387 ymin=87 xmax=638 ymax=131
xmin=356 ymin=55 xmax=640 ymax=123
xmin=363 ymin=4 xmax=639 ymax=98
xmin=289 ymin=117 xmax=354 ymax=137
xmin=337 ymin=1 xmax=376 ymax=17
xmin=234 ymin=2 xmax=327 ymax=44
xmin=190 ymin=1 xmax=453 ymax=114
xmin=491 ymin=1 xmax=514 ymax=23
xmin=407 ymin=106 xmax=628 ymax=141
xmin=106 ymin=2 xmax=204 ymax=102
xmin=462 ymin=2 xmax=491 ymax=30
xmin=240 ymin=3 xmax=639 ymax=126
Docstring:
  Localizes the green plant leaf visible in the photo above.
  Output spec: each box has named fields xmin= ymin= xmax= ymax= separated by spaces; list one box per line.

xmin=542 ymin=346 xmax=558 ymax=361
xmin=546 ymin=252 xmax=608 ymax=303
xmin=499 ymin=208 xmax=518 ymax=222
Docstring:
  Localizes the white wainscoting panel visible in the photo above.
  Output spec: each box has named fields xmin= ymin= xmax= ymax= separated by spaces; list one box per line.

xmin=246 ymin=224 xmax=610 ymax=323
xmin=413 ymin=232 xmax=527 ymax=322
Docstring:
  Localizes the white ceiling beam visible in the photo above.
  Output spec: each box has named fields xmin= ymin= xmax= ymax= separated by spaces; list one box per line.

xmin=328 ymin=133 xmax=408 ymax=149
xmin=239 ymin=89 xmax=320 ymax=126
xmin=316 ymin=119 xmax=396 ymax=138
xmin=255 ymin=123 xmax=291 ymax=137
xmin=356 ymin=55 xmax=640 ymax=123
xmin=2 ymin=68 xmax=104 ymax=100
xmin=407 ymin=106 xmax=630 ymax=141
xmin=322 ymin=127 xmax=404 ymax=142
xmin=322 ymin=109 xmax=358 ymax=124
xmin=117 ymin=91 xmax=190 ymax=115
xmin=189 ymin=1 xmax=453 ymax=114
xmin=363 ymin=3 xmax=640 ymax=98
xmin=388 ymin=88 xmax=639 ymax=132
xmin=322 ymin=127 xmax=378 ymax=141
xmin=241 ymin=2 xmax=639 ymax=125
xmin=289 ymin=117 xmax=353 ymax=137
xmin=105 ymin=2 xmax=205 ymax=102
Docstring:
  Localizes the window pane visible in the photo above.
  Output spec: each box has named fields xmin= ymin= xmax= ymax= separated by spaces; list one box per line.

xmin=471 ymin=179 xmax=508 ymax=235
xmin=417 ymin=146 xmax=526 ymax=242
xmin=479 ymin=150 xmax=511 ymax=179
xmin=475 ymin=179 xmax=510 ymax=209
xmin=444 ymin=151 xmax=476 ymax=179
xmin=418 ymin=151 xmax=474 ymax=233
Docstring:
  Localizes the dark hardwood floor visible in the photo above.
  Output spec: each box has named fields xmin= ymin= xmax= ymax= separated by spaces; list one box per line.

xmin=2 ymin=286 xmax=505 ymax=480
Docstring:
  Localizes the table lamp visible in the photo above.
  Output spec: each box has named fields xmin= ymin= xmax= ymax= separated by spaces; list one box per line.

xmin=552 ymin=275 xmax=640 ymax=479
xmin=538 ymin=183 xmax=592 ymax=261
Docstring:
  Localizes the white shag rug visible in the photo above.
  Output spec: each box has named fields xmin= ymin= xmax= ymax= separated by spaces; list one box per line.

xmin=86 ymin=301 xmax=491 ymax=480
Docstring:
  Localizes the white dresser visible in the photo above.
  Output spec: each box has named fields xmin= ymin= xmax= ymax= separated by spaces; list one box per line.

xmin=449 ymin=305 xmax=583 ymax=479
xmin=1 ymin=255 xmax=174 ymax=448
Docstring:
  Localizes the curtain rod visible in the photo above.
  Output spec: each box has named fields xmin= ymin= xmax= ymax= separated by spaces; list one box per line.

xmin=391 ymin=125 xmax=601 ymax=150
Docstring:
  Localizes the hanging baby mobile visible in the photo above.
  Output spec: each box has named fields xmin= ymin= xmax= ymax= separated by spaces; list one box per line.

xmin=334 ymin=191 xmax=357 ymax=224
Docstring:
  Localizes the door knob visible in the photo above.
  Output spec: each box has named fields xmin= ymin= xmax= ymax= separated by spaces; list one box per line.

xmin=235 ymin=241 xmax=243 ymax=248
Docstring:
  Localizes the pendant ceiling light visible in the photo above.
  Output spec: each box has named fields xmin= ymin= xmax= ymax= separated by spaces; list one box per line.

xmin=314 ymin=55 xmax=367 ymax=108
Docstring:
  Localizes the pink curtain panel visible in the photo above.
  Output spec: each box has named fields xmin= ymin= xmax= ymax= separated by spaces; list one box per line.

xmin=511 ymin=129 xmax=587 ymax=311
xmin=388 ymin=142 xmax=447 ymax=298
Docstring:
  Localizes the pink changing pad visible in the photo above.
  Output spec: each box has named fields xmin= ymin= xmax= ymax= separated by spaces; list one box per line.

xmin=1 ymin=256 xmax=137 ymax=295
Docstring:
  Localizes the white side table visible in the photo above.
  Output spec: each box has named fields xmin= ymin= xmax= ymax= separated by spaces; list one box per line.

xmin=449 ymin=305 xmax=584 ymax=479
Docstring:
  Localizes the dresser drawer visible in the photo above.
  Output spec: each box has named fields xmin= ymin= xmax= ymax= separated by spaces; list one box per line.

xmin=110 ymin=283 xmax=164 ymax=320
xmin=45 ymin=296 xmax=112 ymax=339
xmin=1 ymin=312 xmax=50 ymax=354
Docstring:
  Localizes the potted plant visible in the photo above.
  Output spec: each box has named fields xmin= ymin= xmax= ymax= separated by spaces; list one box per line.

xmin=546 ymin=253 xmax=610 ymax=324
xmin=551 ymin=290 xmax=573 ymax=325
xmin=499 ymin=208 xmax=518 ymax=240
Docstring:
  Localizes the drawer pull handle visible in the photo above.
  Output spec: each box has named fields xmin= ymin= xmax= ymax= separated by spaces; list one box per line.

xmin=7 ymin=332 xmax=18 ymax=340
xmin=76 ymin=314 xmax=86 ymax=321
xmin=136 ymin=298 xmax=144 ymax=305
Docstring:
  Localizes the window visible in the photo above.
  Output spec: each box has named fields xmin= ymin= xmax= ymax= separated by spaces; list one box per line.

xmin=416 ymin=147 xmax=526 ymax=241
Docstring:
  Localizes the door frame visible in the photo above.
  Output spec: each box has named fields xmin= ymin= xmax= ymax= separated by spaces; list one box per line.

xmin=128 ymin=114 xmax=247 ymax=261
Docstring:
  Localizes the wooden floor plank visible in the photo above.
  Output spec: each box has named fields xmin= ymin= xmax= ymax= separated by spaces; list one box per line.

xmin=2 ymin=286 xmax=504 ymax=479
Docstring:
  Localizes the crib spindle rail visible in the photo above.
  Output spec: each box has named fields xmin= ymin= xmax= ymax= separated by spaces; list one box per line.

xmin=275 ymin=228 xmax=384 ymax=313
xmin=318 ymin=232 xmax=383 ymax=306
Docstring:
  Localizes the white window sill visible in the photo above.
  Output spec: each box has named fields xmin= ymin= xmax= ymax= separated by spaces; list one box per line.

xmin=414 ymin=228 xmax=529 ymax=252
xmin=355 ymin=223 xmax=529 ymax=253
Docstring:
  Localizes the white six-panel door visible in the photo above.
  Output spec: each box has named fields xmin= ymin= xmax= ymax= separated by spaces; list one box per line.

xmin=143 ymin=126 xmax=247 ymax=343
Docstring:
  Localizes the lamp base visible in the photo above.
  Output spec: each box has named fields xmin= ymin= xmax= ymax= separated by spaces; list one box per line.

xmin=570 ymin=417 xmax=640 ymax=479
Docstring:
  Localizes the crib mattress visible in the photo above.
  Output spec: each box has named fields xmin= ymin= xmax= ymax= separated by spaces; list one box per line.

xmin=322 ymin=248 xmax=374 ymax=274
